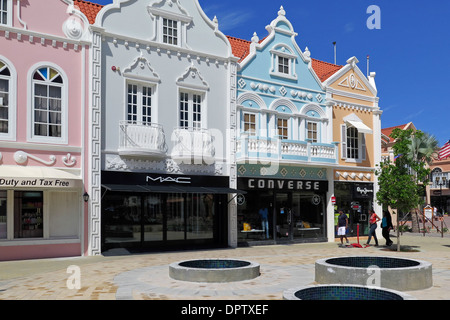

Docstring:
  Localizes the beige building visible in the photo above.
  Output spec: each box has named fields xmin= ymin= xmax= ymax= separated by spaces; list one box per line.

xmin=323 ymin=57 xmax=382 ymax=236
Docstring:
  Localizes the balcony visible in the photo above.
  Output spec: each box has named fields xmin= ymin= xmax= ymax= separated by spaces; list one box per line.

xmin=431 ymin=173 xmax=450 ymax=190
xmin=118 ymin=121 xmax=168 ymax=158
xmin=236 ymin=135 xmax=338 ymax=164
xmin=171 ymin=127 xmax=216 ymax=164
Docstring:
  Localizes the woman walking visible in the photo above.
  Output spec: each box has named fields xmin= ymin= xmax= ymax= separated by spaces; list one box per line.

xmin=366 ymin=209 xmax=381 ymax=246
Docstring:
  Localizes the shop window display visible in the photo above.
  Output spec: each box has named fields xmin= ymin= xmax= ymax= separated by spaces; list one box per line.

xmin=238 ymin=190 xmax=326 ymax=243
xmin=14 ymin=191 xmax=43 ymax=239
xmin=0 ymin=191 xmax=6 ymax=239
xmin=103 ymin=192 xmax=216 ymax=248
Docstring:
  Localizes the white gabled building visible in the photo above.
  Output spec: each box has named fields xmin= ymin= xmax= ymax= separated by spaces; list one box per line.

xmin=87 ymin=0 xmax=240 ymax=255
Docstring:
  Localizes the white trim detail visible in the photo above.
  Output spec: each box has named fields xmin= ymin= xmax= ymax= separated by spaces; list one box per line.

xmin=176 ymin=64 xmax=209 ymax=91
xmin=0 ymin=55 xmax=17 ymax=141
xmin=14 ymin=150 xmax=56 ymax=166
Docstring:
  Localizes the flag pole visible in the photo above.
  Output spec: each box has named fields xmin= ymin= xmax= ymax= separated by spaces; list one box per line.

xmin=367 ymin=55 xmax=370 ymax=76
xmin=333 ymin=42 xmax=336 ymax=65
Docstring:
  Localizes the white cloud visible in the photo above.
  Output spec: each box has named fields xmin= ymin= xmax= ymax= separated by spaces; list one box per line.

xmin=201 ymin=3 xmax=254 ymax=33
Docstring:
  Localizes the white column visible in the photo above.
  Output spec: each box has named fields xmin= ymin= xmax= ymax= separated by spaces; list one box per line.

xmin=293 ymin=117 xmax=299 ymax=140
xmin=373 ymin=110 xmax=383 ymax=237
xmin=326 ymin=168 xmax=336 ymax=242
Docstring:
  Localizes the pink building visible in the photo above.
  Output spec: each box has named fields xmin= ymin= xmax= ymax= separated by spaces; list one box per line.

xmin=0 ymin=0 xmax=95 ymax=260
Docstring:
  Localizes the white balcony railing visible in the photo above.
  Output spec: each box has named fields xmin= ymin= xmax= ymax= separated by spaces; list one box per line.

xmin=171 ymin=127 xmax=215 ymax=164
xmin=431 ymin=173 xmax=450 ymax=189
xmin=236 ymin=135 xmax=338 ymax=163
xmin=118 ymin=121 xmax=168 ymax=158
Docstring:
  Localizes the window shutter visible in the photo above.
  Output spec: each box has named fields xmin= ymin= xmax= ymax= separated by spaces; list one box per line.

xmin=341 ymin=124 xmax=347 ymax=159
xmin=361 ymin=133 xmax=366 ymax=161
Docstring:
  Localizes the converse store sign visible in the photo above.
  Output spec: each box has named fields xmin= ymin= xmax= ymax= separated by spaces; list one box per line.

xmin=239 ymin=178 xmax=328 ymax=192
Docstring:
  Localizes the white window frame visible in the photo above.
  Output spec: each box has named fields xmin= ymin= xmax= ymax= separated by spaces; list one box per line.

xmin=178 ymin=90 xmax=205 ymax=130
xmin=277 ymin=117 xmax=289 ymax=140
xmin=27 ymin=63 xmax=68 ymax=144
xmin=341 ymin=124 xmax=367 ymax=162
xmin=148 ymin=7 xmax=193 ymax=48
xmin=162 ymin=17 xmax=178 ymax=46
xmin=125 ymin=81 xmax=155 ymax=125
xmin=0 ymin=57 xmax=16 ymax=141
xmin=242 ymin=112 xmax=257 ymax=136
xmin=0 ymin=0 xmax=12 ymax=26
xmin=347 ymin=126 xmax=359 ymax=160
xmin=306 ymin=121 xmax=319 ymax=143
xmin=270 ymin=45 xmax=298 ymax=80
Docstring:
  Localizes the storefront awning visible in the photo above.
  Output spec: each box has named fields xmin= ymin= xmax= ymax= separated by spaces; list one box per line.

xmin=102 ymin=184 xmax=246 ymax=194
xmin=0 ymin=166 xmax=82 ymax=189
xmin=346 ymin=120 xmax=373 ymax=135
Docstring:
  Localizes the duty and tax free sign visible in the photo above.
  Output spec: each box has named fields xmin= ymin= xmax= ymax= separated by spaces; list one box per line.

xmin=0 ymin=177 xmax=78 ymax=188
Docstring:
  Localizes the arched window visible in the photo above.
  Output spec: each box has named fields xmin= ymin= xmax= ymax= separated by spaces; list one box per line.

xmin=32 ymin=67 xmax=64 ymax=139
xmin=0 ymin=61 xmax=10 ymax=134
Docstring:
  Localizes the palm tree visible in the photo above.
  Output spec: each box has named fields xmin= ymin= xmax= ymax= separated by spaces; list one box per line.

xmin=406 ymin=131 xmax=439 ymax=232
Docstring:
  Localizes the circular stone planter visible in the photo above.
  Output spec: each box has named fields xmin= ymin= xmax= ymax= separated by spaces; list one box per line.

xmin=169 ymin=259 xmax=260 ymax=283
xmin=283 ymin=285 xmax=415 ymax=300
xmin=315 ymin=256 xmax=432 ymax=291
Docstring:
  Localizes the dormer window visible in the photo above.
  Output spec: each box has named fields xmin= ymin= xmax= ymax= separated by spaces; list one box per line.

xmin=278 ymin=56 xmax=290 ymax=74
xmin=163 ymin=18 xmax=178 ymax=45
xmin=270 ymin=44 xmax=297 ymax=80
xmin=148 ymin=2 xmax=193 ymax=48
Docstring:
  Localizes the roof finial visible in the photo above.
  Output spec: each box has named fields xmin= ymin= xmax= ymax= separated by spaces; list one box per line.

xmin=278 ymin=6 xmax=286 ymax=16
xmin=251 ymin=32 xmax=259 ymax=43
xmin=304 ymin=47 xmax=311 ymax=59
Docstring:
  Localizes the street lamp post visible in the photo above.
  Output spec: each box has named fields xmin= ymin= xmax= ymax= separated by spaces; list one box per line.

xmin=436 ymin=175 xmax=448 ymax=216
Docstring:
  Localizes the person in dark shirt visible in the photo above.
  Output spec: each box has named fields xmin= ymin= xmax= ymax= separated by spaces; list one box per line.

xmin=381 ymin=210 xmax=394 ymax=246
xmin=337 ymin=210 xmax=349 ymax=246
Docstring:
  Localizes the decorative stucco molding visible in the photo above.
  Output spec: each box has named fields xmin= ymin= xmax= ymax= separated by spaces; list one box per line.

xmin=176 ymin=64 xmax=209 ymax=90
xmin=14 ymin=151 xmax=56 ymax=166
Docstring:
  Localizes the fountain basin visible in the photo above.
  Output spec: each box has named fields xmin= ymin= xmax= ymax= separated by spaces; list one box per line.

xmin=284 ymin=285 xmax=415 ymax=300
xmin=315 ymin=256 xmax=432 ymax=291
xmin=169 ymin=259 xmax=260 ymax=283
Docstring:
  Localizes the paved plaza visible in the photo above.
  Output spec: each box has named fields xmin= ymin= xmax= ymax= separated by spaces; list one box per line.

xmin=1 ymin=232 xmax=450 ymax=300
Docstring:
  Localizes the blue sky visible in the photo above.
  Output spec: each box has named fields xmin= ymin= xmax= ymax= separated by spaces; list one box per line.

xmin=90 ymin=0 xmax=450 ymax=147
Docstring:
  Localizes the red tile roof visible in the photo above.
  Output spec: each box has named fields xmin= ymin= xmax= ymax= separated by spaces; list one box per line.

xmin=381 ymin=123 xmax=415 ymax=142
xmin=227 ymin=36 xmax=251 ymax=63
xmin=226 ymin=35 xmax=342 ymax=81
xmin=74 ymin=0 xmax=103 ymax=25
xmin=311 ymin=58 xmax=343 ymax=82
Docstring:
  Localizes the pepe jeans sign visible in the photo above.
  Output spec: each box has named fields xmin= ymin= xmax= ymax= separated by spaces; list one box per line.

xmin=0 ymin=178 xmax=75 ymax=188
xmin=241 ymin=178 xmax=328 ymax=192
xmin=353 ymin=183 xmax=374 ymax=199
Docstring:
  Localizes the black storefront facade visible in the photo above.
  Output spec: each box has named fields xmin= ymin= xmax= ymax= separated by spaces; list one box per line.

xmin=334 ymin=182 xmax=374 ymax=236
xmin=237 ymin=177 xmax=329 ymax=245
xmin=101 ymin=171 xmax=239 ymax=252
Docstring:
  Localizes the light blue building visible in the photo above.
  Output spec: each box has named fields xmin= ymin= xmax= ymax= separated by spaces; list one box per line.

xmin=229 ymin=7 xmax=339 ymax=245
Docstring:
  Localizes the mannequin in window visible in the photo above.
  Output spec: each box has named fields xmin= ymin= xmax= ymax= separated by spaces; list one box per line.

xmin=259 ymin=207 xmax=269 ymax=239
